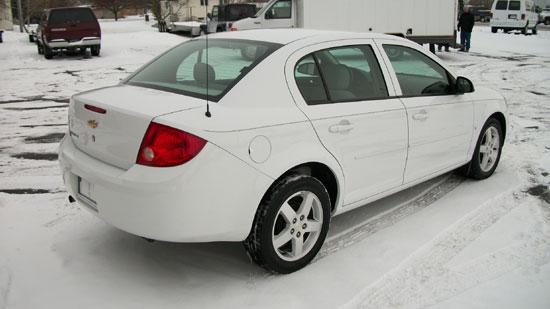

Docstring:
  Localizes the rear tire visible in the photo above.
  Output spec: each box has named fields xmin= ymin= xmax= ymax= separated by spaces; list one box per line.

xmin=545 ymin=18 xmax=550 ymax=25
xmin=28 ymin=34 xmax=34 ymax=43
xmin=244 ymin=175 xmax=331 ymax=274
xmin=491 ymin=27 xmax=498 ymax=33
xmin=91 ymin=45 xmax=100 ymax=56
xmin=463 ymin=118 xmax=504 ymax=180
xmin=532 ymin=26 xmax=537 ymax=35
xmin=37 ymin=43 xmax=44 ymax=55
xmin=44 ymin=45 xmax=53 ymax=59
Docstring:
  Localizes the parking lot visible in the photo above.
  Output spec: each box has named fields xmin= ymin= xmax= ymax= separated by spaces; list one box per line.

xmin=1 ymin=19 xmax=550 ymax=309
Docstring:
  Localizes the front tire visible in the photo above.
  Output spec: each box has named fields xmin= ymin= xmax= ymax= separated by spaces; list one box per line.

xmin=244 ymin=175 xmax=331 ymax=274
xmin=464 ymin=118 xmax=504 ymax=180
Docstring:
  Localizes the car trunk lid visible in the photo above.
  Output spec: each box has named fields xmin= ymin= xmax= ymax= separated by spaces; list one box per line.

xmin=69 ymin=85 xmax=204 ymax=170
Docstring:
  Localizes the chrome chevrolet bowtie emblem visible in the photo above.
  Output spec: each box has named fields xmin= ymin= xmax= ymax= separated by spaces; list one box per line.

xmin=87 ymin=119 xmax=98 ymax=129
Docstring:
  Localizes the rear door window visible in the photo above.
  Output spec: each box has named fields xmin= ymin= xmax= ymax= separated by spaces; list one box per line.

xmin=294 ymin=55 xmax=328 ymax=105
xmin=495 ymin=1 xmax=508 ymax=10
xmin=294 ymin=45 xmax=388 ymax=105
xmin=508 ymin=1 xmax=521 ymax=10
xmin=48 ymin=8 xmax=96 ymax=25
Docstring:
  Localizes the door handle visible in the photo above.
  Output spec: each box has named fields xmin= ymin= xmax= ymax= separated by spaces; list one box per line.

xmin=254 ymin=21 xmax=261 ymax=25
xmin=412 ymin=110 xmax=429 ymax=121
xmin=329 ymin=120 xmax=354 ymax=134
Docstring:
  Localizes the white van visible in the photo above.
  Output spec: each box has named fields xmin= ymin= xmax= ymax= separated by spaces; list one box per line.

xmin=231 ymin=0 xmax=458 ymax=48
xmin=490 ymin=0 xmax=538 ymax=34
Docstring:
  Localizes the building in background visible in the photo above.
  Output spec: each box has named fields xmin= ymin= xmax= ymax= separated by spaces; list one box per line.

xmin=0 ymin=0 xmax=13 ymax=30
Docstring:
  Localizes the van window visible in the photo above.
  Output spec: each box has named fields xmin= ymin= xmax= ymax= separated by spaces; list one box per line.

xmin=508 ymin=1 xmax=521 ymax=10
xmin=383 ymin=45 xmax=453 ymax=97
xmin=48 ymin=8 xmax=96 ymax=25
xmin=495 ymin=1 xmax=508 ymax=10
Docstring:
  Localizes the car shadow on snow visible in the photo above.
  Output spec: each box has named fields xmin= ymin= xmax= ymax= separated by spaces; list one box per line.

xmin=50 ymin=172 xmax=467 ymax=288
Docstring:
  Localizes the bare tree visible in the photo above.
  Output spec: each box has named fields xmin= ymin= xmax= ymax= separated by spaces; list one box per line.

xmin=91 ymin=0 xmax=131 ymax=21
xmin=150 ymin=0 xmax=187 ymax=32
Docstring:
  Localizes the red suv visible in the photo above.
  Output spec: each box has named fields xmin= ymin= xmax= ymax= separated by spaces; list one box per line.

xmin=37 ymin=7 xmax=101 ymax=59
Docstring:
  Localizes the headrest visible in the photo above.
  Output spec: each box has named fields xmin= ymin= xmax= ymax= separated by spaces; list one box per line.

xmin=193 ymin=62 xmax=216 ymax=85
xmin=323 ymin=64 xmax=351 ymax=90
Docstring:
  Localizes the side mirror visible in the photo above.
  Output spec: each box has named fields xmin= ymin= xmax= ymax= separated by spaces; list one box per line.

xmin=265 ymin=10 xmax=274 ymax=19
xmin=296 ymin=62 xmax=317 ymax=76
xmin=455 ymin=76 xmax=475 ymax=94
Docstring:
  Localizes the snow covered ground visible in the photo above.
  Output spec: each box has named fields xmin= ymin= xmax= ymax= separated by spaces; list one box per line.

xmin=1 ymin=20 xmax=550 ymax=309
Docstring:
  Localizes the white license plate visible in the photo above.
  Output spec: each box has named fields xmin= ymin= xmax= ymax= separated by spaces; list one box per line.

xmin=78 ymin=177 xmax=97 ymax=205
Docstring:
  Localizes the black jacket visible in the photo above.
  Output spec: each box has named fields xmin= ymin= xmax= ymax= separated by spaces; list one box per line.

xmin=458 ymin=12 xmax=475 ymax=33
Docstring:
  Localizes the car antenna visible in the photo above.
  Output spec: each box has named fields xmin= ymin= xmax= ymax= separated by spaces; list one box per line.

xmin=204 ymin=4 xmax=212 ymax=118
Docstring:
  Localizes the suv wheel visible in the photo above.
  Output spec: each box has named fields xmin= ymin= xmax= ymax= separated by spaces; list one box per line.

xmin=44 ymin=45 xmax=53 ymax=59
xmin=244 ymin=175 xmax=331 ymax=274
xmin=37 ymin=43 xmax=44 ymax=55
xmin=91 ymin=45 xmax=100 ymax=56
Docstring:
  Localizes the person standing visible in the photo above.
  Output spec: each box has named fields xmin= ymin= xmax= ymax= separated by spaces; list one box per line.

xmin=458 ymin=6 xmax=475 ymax=52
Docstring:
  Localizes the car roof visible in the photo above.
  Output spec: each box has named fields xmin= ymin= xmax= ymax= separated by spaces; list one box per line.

xmin=45 ymin=6 xmax=93 ymax=12
xmin=208 ymin=29 xmax=404 ymax=45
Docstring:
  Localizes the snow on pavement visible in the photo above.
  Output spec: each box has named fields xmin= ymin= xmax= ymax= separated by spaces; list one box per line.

xmin=1 ymin=21 xmax=549 ymax=309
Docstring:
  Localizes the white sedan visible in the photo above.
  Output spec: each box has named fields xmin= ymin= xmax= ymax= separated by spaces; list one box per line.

xmin=59 ymin=29 xmax=507 ymax=274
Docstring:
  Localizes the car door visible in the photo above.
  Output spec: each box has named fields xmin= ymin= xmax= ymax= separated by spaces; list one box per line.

xmin=376 ymin=40 xmax=474 ymax=184
xmin=286 ymin=40 xmax=408 ymax=206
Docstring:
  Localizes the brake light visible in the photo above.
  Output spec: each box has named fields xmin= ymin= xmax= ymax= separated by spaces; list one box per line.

xmin=84 ymin=104 xmax=106 ymax=114
xmin=230 ymin=27 xmax=238 ymax=31
xmin=136 ymin=122 xmax=206 ymax=167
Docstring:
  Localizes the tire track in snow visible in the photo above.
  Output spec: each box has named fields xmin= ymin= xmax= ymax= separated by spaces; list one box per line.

xmin=0 ymin=267 xmax=12 ymax=309
xmin=314 ymin=174 xmax=464 ymax=261
xmin=341 ymin=190 xmax=550 ymax=309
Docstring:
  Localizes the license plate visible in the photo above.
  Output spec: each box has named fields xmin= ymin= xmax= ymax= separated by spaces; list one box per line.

xmin=78 ymin=177 xmax=97 ymax=205
xmin=508 ymin=14 xmax=517 ymax=19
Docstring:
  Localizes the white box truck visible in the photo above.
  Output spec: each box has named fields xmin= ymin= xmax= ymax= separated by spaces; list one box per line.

xmin=232 ymin=0 xmax=459 ymax=49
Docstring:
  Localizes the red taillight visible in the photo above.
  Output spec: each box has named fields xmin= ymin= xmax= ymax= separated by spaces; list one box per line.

xmin=84 ymin=104 xmax=106 ymax=114
xmin=136 ymin=122 xmax=206 ymax=167
xmin=230 ymin=27 xmax=238 ymax=31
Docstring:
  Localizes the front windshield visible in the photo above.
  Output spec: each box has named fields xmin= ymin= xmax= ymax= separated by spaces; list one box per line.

xmin=126 ymin=39 xmax=281 ymax=102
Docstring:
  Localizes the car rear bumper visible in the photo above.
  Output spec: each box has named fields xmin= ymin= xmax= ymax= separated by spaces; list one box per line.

xmin=58 ymin=134 xmax=273 ymax=243
xmin=47 ymin=37 xmax=100 ymax=48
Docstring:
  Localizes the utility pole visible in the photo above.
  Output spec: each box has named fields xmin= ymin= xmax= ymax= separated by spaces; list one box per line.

xmin=17 ymin=0 xmax=24 ymax=32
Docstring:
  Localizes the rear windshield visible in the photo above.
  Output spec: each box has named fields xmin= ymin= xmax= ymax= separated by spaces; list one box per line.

xmin=127 ymin=39 xmax=281 ymax=102
xmin=495 ymin=1 xmax=508 ymax=10
xmin=508 ymin=1 xmax=521 ymax=10
xmin=48 ymin=8 xmax=96 ymax=25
